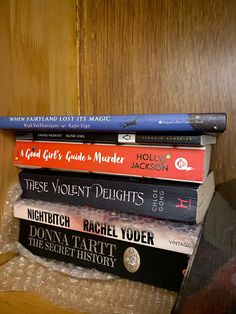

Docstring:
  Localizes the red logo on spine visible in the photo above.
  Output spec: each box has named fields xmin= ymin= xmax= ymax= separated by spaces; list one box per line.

xmin=176 ymin=198 xmax=192 ymax=209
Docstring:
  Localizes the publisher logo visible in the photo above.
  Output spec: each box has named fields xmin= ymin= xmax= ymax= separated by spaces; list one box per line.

xmin=175 ymin=158 xmax=194 ymax=171
xmin=176 ymin=198 xmax=192 ymax=209
xmin=118 ymin=134 xmax=136 ymax=143
xmin=123 ymin=247 xmax=140 ymax=273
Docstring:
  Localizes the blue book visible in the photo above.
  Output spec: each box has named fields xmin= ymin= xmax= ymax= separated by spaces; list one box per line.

xmin=0 ymin=113 xmax=226 ymax=133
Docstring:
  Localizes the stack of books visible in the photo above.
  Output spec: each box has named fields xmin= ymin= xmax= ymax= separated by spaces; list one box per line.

xmin=0 ymin=113 xmax=227 ymax=292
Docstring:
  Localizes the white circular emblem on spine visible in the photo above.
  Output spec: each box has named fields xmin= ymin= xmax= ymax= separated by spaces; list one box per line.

xmin=175 ymin=157 xmax=193 ymax=171
xmin=123 ymin=247 xmax=140 ymax=273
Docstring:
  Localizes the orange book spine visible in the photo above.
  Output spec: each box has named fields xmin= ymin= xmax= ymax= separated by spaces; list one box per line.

xmin=14 ymin=141 xmax=208 ymax=182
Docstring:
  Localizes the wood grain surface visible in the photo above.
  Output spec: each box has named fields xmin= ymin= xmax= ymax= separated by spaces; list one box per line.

xmin=78 ymin=0 xmax=236 ymax=184
xmin=0 ymin=2 xmax=78 ymax=311
xmin=0 ymin=291 xmax=82 ymax=314
xmin=0 ymin=0 xmax=78 ymax=218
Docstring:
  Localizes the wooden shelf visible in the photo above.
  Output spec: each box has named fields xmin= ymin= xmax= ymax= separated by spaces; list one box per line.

xmin=0 ymin=291 xmax=82 ymax=314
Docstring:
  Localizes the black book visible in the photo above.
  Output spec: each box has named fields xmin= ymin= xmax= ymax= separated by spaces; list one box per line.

xmin=19 ymin=219 xmax=189 ymax=291
xmin=15 ymin=131 xmax=217 ymax=146
xmin=19 ymin=169 xmax=215 ymax=223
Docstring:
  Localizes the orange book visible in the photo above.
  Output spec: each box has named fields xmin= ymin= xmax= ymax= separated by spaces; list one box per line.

xmin=14 ymin=141 xmax=211 ymax=183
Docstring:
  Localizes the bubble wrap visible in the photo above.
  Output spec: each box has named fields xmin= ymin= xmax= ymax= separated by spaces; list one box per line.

xmin=0 ymin=184 xmax=177 ymax=313
xmin=0 ymin=183 xmax=115 ymax=280
xmin=14 ymin=197 xmax=201 ymax=255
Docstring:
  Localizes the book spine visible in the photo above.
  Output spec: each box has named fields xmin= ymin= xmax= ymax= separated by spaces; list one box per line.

xmin=16 ymin=131 xmax=119 ymax=143
xmin=19 ymin=219 xmax=189 ymax=291
xmin=14 ymin=141 xmax=207 ymax=182
xmin=13 ymin=199 xmax=201 ymax=254
xmin=136 ymin=134 xmax=202 ymax=145
xmin=0 ymin=113 xmax=227 ymax=132
xmin=19 ymin=170 xmax=198 ymax=222
xmin=16 ymin=131 xmax=207 ymax=146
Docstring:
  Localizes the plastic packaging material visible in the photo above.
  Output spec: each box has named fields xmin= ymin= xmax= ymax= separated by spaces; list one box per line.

xmin=16 ymin=242 xmax=116 ymax=280
xmin=0 ymin=183 xmax=115 ymax=280
xmin=14 ymin=198 xmax=201 ymax=255
xmin=0 ymin=255 xmax=177 ymax=314
xmin=0 ymin=183 xmax=21 ymax=254
xmin=0 ymin=183 xmax=177 ymax=313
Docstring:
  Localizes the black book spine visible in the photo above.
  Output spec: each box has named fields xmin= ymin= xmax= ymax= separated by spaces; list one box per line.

xmin=188 ymin=113 xmax=227 ymax=133
xmin=19 ymin=170 xmax=198 ymax=222
xmin=136 ymin=134 xmax=202 ymax=145
xmin=15 ymin=131 xmax=206 ymax=146
xmin=19 ymin=219 xmax=188 ymax=291
xmin=16 ymin=131 xmax=118 ymax=143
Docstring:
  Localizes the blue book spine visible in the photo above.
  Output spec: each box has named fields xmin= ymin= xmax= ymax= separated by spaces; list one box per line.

xmin=0 ymin=113 xmax=226 ymax=133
